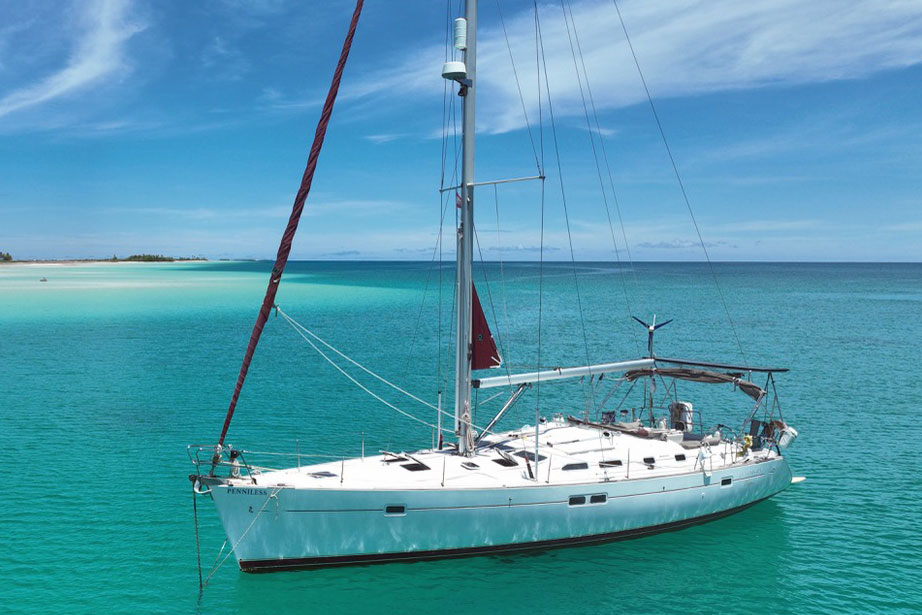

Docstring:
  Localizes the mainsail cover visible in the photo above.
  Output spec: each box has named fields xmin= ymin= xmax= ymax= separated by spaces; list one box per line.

xmin=624 ymin=367 xmax=765 ymax=401
xmin=471 ymin=284 xmax=501 ymax=370
xmin=216 ymin=0 xmax=365 ymax=450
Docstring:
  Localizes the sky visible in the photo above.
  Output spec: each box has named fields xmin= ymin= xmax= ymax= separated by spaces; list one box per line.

xmin=1 ymin=0 xmax=921 ymax=261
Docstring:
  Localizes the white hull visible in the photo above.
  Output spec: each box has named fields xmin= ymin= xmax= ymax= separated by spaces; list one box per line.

xmin=206 ymin=424 xmax=793 ymax=571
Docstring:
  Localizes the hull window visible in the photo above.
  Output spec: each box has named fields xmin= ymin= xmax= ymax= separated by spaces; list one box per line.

xmin=570 ymin=494 xmax=607 ymax=506
xmin=384 ymin=505 xmax=406 ymax=515
xmin=721 ymin=477 xmax=732 ymax=487
xmin=562 ymin=462 xmax=589 ymax=471
xmin=675 ymin=454 xmax=686 ymax=461
xmin=599 ymin=460 xmax=622 ymax=468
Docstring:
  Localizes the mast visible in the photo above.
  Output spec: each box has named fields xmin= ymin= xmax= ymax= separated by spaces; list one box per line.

xmin=454 ymin=0 xmax=477 ymax=456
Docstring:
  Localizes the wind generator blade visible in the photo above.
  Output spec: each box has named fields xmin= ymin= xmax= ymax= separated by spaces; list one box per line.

xmin=653 ymin=318 xmax=674 ymax=330
xmin=632 ymin=315 xmax=650 ymax=328
xmin=214 ymin=0 xmax=365 ymax=455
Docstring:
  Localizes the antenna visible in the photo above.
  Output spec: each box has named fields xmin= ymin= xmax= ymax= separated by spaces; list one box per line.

xmin=632 ymin=314 xmax=673 ymax=358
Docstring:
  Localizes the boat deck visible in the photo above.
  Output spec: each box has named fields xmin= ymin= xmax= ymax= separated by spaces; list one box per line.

xmin=226 ymin=417 xmax=766 ymax=491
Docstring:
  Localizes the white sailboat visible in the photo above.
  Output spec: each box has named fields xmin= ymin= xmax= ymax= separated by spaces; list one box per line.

xmin=190 ymin=0 xmax=799 ymax=574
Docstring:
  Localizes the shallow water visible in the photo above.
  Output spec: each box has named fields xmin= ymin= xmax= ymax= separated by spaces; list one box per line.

xmin=1 ymin=261 xmax=919 ymax=614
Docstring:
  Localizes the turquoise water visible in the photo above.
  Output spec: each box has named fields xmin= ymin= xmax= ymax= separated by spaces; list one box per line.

xmin=2 ymin=261 xmax=920 ymax=614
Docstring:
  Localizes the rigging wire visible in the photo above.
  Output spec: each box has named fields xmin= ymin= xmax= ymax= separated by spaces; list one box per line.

xmin=401 ymin=189 xmax=453 ymax=382
xmin=279 ymin=309 xmax=448 ymax=432
xmin=278 ymin=307 xmax=508 ymax=440
xmin=533 ymin=0 xmax=546 ymax=477
xmin=439 ymin=0 xmax=451 ymax=193
xmin=445 ymin=1 xmax=462 ymax=400
xmin=561 ymin=0 xmax=641 ymax=355
xmin=399 ymin=0 xmax=463 ymax=444
xmin=201 ymin=487 xmax=283 ymax=587
xmin=433 ymin=0 xmax=455 ymax=443
xmin=472 ymin=224 xmax=517 ymax=401
xmin=280 ymin=309 xmax=438 ymax=410
xmin=493 ymin=184 xmax=512 ymax=374
xmin=611 ymin=0 xmax=749 ymax=365
xmin=494 ymin=0 xmax=542 ymax=175
xmin=536 ymin=2 xmax=595 ymax=409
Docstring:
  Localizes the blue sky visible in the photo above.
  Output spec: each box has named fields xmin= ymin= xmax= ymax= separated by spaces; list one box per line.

xmin=1 ymin=0 xmax=920 ymax=261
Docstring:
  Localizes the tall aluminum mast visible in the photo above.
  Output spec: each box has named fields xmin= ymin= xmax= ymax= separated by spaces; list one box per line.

xmin=454 ymin=0 xmax=477 ymax=456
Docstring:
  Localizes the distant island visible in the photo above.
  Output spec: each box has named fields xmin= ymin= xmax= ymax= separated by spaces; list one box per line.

xmin=115 ymin=254 xmax=204 ymax=262
xmin=0 ymin=252 xmax=207 ymax=264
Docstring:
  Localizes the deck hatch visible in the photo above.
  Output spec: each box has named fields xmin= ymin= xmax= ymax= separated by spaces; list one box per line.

xmin=401 ymin=462 xmax=430 ymax=472
xmin=514 ymin=450 xmax=547 ymax=462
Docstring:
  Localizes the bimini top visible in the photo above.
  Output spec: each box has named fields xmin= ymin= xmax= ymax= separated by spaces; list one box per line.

xmin=625 ymin=367 xmax=766 ymax=401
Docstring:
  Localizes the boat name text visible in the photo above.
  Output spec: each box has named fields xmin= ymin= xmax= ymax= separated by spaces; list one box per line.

xmin=227 ymin=488 xmax=269 ymax=496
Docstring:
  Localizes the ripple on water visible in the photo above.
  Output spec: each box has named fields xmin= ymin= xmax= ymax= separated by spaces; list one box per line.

xmin=2 ymin=262 xmax=920 ymax=614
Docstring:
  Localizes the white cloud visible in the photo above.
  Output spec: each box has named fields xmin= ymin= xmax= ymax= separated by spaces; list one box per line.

xmin=0 ymin=0 xmax=144 ymax=119
xmin=101 ymin=199 xmax=408 ymax=223
xmin=106 ymin=205 xmax=291 ymax=221
xmin=881 ymin=220 xmax=922 ymax=232
xmin=302 ymin=198 xmax=410 ymax=217
xmin=713 ymin=219 xmax=822 ymax=233
xmin=345 ymin=0 xmax=922 ymax=134
xmin=364 ymin=133 xmax=410 ymax=144
xmin=635 ymin=239 xmax=736 ymax=250
xmin=200 ymin=35 xmax=251 ymax=81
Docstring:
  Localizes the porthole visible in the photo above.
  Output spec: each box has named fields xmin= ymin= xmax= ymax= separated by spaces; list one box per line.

xmin=568 ymin=496 xmax=586 ymax=506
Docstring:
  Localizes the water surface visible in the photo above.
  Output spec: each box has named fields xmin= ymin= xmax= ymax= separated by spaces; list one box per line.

xmin=1 ymin=261 xmax=919 ymax=614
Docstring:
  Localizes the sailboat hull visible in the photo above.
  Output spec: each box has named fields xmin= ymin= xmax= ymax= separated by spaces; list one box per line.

xmin=210 ymin=456 xmax=792 ymax=571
